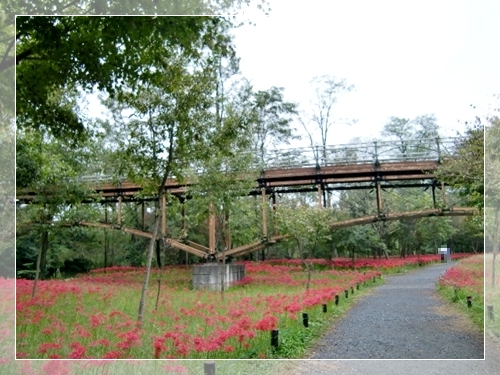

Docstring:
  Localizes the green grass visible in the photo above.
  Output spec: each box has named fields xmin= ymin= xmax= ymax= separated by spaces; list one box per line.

xmin=16 ymin=265 xmax=383 ymax=359
xmin=437 ymin=255 xmax=484 ymax=333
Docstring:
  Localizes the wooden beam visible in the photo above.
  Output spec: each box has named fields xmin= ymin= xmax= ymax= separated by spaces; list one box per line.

xmin=185 ymin=241 xmax=210 ymax=253
xmin=218 ymin=235 xmax=289 ymax=259
xmin=74 ymin=221 xmax=154 ymax=239
xmin=330 ymin=207 xmax=476 ymax=230
xmin=165 ymin=239 xmax=209 ymax=259
xmin=219 ymin=240 xmax=266 ymax=258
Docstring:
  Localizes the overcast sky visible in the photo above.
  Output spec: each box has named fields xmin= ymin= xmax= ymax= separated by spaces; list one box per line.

xmin=230 ymin=0 xmax=499 ymax=146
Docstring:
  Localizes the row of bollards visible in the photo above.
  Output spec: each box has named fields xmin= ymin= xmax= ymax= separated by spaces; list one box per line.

xmin=203 ymin=277 xmax=380 ymax=361
xmin=271 ymin=283 xmax=369 ymax=349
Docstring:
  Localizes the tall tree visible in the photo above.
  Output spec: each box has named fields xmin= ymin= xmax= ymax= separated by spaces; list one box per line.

xmin=299 ymin=75 xmax=355 ymax=208
xmin=14 ymin=16 xmax=236 ymax=141
xmin=299 ymin=75 xmax=355 ymax=165
xmin=248 ymin=86 xmax=298 ymax=163
xmin=381 ymin=114 xmax=440 ymax=157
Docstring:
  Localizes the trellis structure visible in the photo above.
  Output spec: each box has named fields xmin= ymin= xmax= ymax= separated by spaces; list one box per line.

xmin=17 ymin=137 xmax=476 ymax=260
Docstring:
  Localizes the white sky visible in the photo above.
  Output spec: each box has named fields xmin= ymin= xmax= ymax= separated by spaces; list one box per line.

xmin=231 ymin=0 xmax=500 ymax=146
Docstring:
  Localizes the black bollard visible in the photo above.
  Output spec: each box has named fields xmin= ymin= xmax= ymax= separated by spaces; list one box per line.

xmin=467 ymin=296 xmax=472 ymax=308
xmin=488 ymin=305 xmax=494 ymax=321
xmin=335 ymin=295 xmax=339 ymax=305
xmin=322 ymin=304 xmax=327 ymax=313
xmin=351 ymin=287 xmax=354 ymax=295
xmin=204 ymin=361 xmax=216 ymax=375
xmin=345 ymin=289 xmax=349 ymax=298
xmin=302 ymin=312 xmax=309 ymax=327
xmin=271 ymin=329 xmax=279 ymax=349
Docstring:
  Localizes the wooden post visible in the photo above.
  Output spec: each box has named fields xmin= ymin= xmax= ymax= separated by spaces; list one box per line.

xmin=317 ymin=184 xmax=323 ymax=208
xmin=272 ymin=193 xmax=278 ymax=237
xmin=209 ymin=203 xmax=216 ymax=255
xmin=432 ymin=184 xmax=437 ymax=208
xmin=376 ymin=180 xmax=383 ymax=215
xmin=161 ymin=194 xmax=166 ymax=236
xmin=182 ymin=202 xmax=187 ymax=238
xmin=441 ymin=182 xmax=447 ymax=207
xmin=104 ymin=203 xmax=108 ymax=224
xmin=261 ymin=188 xmax=268 ymax=239
xmin=141 ymin=201 xmax=146 ymax=231
xmin=117 ymin=196 xmax=122 ymax=226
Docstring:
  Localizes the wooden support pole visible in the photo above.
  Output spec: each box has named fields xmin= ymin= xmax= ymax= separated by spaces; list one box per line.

xmin=376 ymin=180 xmax=383 ymax=215
xmin=209 ymin=203 xmax=216 ymax=255
xmin=182 ymin=202 xmax=187 ymax=237
xmin=117 ymin=196 xmax=122 ymax=225
xmin=104 ymin=203 xmax=108 ymax=224
xmin=317 ymin=184 xmax=323 ymax=208
xmin=432 ymin=184 xmax=436 ymax=209
xmin=261 ymin=188 xmax=268 ymax=239
xmin=441 ymin=182 xmax=447 ymax=207
xmin=161 ymin=194 xmax=166 ymax=236
xmin=272 ymin=193 xmax=278 ymax=237
xmin=142 ymin=201 xmax=146 ymax=231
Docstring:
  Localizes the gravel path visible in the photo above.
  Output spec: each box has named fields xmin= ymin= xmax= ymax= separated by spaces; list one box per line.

xmin=305 ymin=262 xmax=484 ymax=360
xmin=286 ymin=333 xmax=499 ymax=375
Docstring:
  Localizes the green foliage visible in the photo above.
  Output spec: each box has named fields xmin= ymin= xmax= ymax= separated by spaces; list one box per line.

xmin=276 ymin=202 xmax=332 ymax=258
xmin=437 ymin=121 xmax=484 ymax=210
xmin=248 ymin=85 xmax=298 ymax=162
xmin=15 ymin=16 xmax=236 ymax=141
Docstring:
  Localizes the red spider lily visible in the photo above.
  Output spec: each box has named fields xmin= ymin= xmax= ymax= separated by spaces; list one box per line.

xmin=103 ymin=350 xmax=122 ymax=359
xmin=37 ymin=342 xmax=62 ymax=354
xmin=69 ymin=342 xmax=86 ymax=359
xmin=255 ymin=315 xmax=278 ymax=331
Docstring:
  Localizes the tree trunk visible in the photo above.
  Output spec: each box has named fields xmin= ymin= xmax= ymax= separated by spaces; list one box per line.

xmin=39 ymin=230 xmax=48 ymax=279
xmin=138 ymin=214 xmax=161 ymax=326
xmin=155 ymin=239 xmax=162 ymax=268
